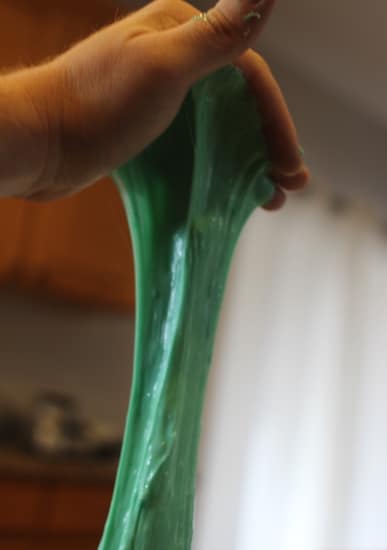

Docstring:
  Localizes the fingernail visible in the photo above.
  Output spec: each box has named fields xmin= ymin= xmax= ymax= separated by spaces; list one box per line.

xmin=242 ymin=0 xmax=267 ymax=37
xmin=216 ymin=0 xmax=270 ymax=37
xmin=242 ymin=12 xmax=262 ymax=37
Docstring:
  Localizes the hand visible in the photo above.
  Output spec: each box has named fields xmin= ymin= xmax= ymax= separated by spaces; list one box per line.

xmin=7 ymin=0 xmax=308 ymax=204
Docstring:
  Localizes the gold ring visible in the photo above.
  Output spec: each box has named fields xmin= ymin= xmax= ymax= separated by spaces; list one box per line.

xmin=191 ymin=12 xmax=211 ymax=24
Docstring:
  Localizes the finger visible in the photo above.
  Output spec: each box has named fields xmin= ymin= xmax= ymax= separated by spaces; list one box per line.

xmin=274 ymin=166 xmax=310 ymax=191
xmin=262 ymin=185 xmax=286 ymax=210
xmin=156 ymin=0 xmax=276 ymax=84
xmin=235 ymin=49 xmax=305 ymax=177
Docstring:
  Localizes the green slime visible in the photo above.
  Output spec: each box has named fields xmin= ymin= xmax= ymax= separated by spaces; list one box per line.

xmin=99 ymin=66 xmax=274 ymax=550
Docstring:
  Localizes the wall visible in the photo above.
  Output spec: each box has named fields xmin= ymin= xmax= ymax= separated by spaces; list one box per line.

xmin=0 ymin=293 xmax=134 ymax=432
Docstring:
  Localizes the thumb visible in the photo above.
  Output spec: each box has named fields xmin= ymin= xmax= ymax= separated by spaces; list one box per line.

xmin=161 ymin=0 xmax=275 ymax=84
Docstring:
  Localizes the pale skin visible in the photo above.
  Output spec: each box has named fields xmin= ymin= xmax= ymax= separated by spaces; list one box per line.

xmin=0 ymin=0 xmax=308 ymax=207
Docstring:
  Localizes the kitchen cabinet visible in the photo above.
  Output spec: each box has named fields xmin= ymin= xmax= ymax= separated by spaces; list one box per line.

xmin=0 ymin=0 xmax=136 ymax=310
xmin=0 ymin=452 xmax=116 ymax=549
xmin=0 ymin=479 xmax=113 ymax=549
xmin=0 ymin=200 xmax=26 ymax=283
xmin=18 ymin=179 xmax=135 ymax=310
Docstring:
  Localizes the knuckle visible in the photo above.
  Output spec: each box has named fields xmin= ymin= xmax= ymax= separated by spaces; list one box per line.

xmin=206 ymin=7 xmax=243 ymax=47
xmin=155 ymin=0 xmax=190 ymax=15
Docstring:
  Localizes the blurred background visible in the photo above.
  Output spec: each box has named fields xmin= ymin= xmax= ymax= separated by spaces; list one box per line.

xmin=0 ymin=1 xmax=386 ymax=549
xmin=0 ymin=2 xmax=135 ymax=549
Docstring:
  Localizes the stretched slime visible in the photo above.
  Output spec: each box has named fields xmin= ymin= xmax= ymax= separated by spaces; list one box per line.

xmin=99 ymin=66 xmax=274 ymax=550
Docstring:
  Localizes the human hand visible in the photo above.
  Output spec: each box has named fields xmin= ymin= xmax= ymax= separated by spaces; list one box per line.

xmin=8 ymin=0 xmax=308 ymax=205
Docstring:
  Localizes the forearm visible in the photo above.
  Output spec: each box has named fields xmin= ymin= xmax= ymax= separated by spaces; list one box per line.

xmin=0 ymin=65 xmax=57 ymax=198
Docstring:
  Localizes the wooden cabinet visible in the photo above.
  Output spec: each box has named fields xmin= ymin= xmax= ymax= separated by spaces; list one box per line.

xmin=0 ymin=452 xmax=116 ymax=549
xmin=48 ymin=484 xmax=112 ymax=534
xmin=0 ymin=535 xmax=100 ymax=550
xmin=0 ymin=481 xmax=45 ymax=532
xmin=0 ymin=478 xmax=113 ymax=549
xmin=0 ymin=0 xmax=136 ymax=310
xmin=0 ymin=200 xmax=26 ymax=282
xmin=18 ymin=179 xmax=135 ymax=310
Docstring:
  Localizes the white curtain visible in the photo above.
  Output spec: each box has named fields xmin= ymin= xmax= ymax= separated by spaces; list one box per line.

xmin=194 ymin=192 xmax=387 ymax=550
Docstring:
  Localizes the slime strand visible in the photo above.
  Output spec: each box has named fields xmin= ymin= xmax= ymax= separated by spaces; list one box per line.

xmin=99 ymin=66 xmax=274 ymax=550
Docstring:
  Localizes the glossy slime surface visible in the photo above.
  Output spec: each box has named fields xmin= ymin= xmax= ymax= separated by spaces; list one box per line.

xmin=99 ymin=67 xmax=274 ymax=550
